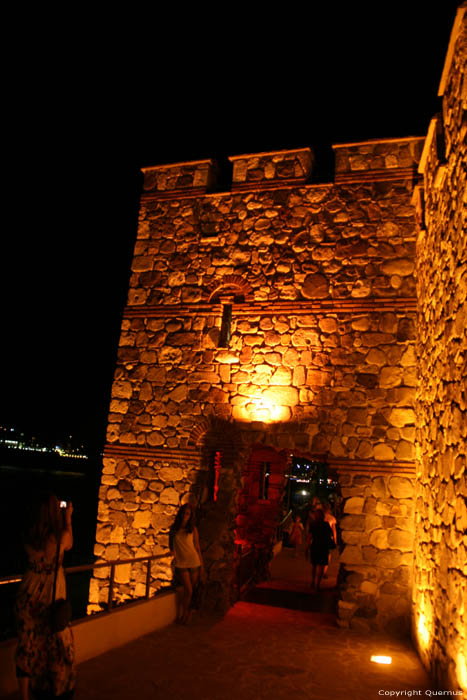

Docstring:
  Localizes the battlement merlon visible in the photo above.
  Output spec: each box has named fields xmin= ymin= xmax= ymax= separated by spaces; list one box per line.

xmin=332 ymin=136 xmax=425 ymax=184
xmin=141 ymin=159 xmax=218 ymax=195
xmin=228 ymin=147 xmax=315 ymax=190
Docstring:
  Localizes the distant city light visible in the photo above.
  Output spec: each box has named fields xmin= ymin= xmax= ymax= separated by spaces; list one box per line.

xmin=0 ymin=576 xmax=22 ymax=585
xmin=0 ymin=426 xmax=88 ymax=459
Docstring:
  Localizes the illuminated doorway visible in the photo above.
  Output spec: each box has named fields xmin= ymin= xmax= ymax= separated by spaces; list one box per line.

xmin=237 ymin=450 xmax=341 ymax=615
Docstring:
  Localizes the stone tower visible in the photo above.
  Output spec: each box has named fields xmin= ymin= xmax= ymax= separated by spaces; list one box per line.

xmin=89 ymin=4 xmax=466 ymax=692
xmin=90 ymin=136 xmax=424 ymax=628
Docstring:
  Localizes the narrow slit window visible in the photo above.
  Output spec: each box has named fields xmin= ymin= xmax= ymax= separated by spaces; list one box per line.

xmin=219 ymin=304 xmax=232 ymax=347
xmin=259 ymin=462 xmax=270 ymax=500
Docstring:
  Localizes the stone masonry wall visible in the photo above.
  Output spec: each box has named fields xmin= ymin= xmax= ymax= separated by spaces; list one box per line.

xmin=129 ymin=177 xmax=418 ymax=308
xmin=333 ymin=138 xmax=424 ymax=182
xmin=88 ymin=449 xmax=200 ymax=610
xmin=90 ymin=138 xmax=422 ymax=626
xmin=413 ymin=6 xmax=467 ymax=693
xmin=107 ymin=307 xmax=418 ymax=456
xmin=338 ymin=471 xmax=415 ymax=635
xmin=88 ymin=441 xmax=244 ymax=614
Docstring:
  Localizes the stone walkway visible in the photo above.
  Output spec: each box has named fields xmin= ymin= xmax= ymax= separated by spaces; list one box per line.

xmin=72 ymin=547 xmax=432 ymax=699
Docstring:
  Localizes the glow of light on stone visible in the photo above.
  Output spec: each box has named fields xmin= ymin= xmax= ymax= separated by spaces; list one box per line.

xmin=370 ymin=656 xmax=392 ymax=665
xmin=417 ymin=611 xmax=431 ymax=648
xmin=235 ymin=393 xmax=294 ymax=423
xmin=457 ymin=651 xmax=467 ymax=692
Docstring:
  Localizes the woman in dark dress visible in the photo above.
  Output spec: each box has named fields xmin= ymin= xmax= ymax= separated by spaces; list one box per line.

xmin=15 ymin=492 xmax=75 ymax=699
xmin=305 ymin=508 xmax=334 ymax=590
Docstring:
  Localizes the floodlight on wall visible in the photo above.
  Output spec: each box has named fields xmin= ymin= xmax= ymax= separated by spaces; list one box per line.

xmin=457 ymin=651 xmax=467 ymax=692
xmin=370 ymin=656 xmax=392 ymax=665
xmin=417 ymin=611 xmax=431 ymax=648
xmin=237 ymin=397 xmax=290 ymax=423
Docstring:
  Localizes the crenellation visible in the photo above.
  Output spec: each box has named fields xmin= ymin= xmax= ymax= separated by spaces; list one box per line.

xmin=229 ymin=148 xmax=315 ymax=189
xmin=142 ymin=159 xmax=218 ymax=195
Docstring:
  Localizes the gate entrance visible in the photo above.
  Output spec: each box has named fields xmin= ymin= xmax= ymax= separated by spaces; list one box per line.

xmin=233 ymin=446 xmax=341 ymax=615
xmin=234 ymin=446 xmax=287 ymax=595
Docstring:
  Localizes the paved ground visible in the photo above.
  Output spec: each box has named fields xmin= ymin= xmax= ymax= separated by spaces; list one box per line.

xmin=71 ymin=547 xmax=432 ymax=700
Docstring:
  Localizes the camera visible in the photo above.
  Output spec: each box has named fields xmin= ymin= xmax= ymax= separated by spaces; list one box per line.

xmin=60 ymin=501 xmax=67 ymax=509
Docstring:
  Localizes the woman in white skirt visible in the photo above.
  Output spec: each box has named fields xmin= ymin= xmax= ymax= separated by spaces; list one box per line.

xmin=169 ymin=504 xmax=204 ymax=624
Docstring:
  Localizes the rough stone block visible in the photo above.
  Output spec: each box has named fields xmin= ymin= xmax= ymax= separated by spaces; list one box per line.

xmin=369 ymin=529 xmax=389 ymax=549
xmin=159 ymin=488 xmax=180 ymax=506
xmin=361 ymin=580 xmax=378 ymax=595
xmin=374 ymin=444 xmax=395 ymax=460
xmin=370 ymin=477 xmax=388 ymax=498
xmin=356 ymin=441 xmax=373 ymax=458
xmin=376 ymin=550 xmax=406 ymax=568
xmin=114 ymin=563 xmax=132 ymax=584
xmin=261 ymin=385 xmax=299 ymax=406
xmin=395 ymin=440 xmax=414 ymax=459
xmin=302 ymin=273 xmax=329 ymax=299
xmin=344 ymin=496 xmax=365 ymax=514
xmin=362 ymin=546 xmax=378 ymax=563
xmin=88 ymin=578 xmax=100 ymax=604
xmin=105 ymin=544 xmax=120 ymax=560
xmin=102 ymin=458 xmax=117 ymax=475
xmin=158 ymin=466 xmax=184 ymax=482
xmin=347 ymin=407 xmax=368 ymax=424
xmin=365 ymin=514 xmax=383 ymax=531
xmin=340 ymin=545 xmax=364 ymax=564
xmin=133 ymin=510 xmax=152 ymax=529
xmin=389 ymin=408 xmax=416 ymax=427
xmin=388 ymin=477 xmax=414 ymax=499
xmin=341 ymin=531 xmax=363 ymax=545
xmin=147 ymin=432 xmax=165 ymax=447
xmin=112 ymin=381 xmax=133 ymax=399
xmin=379 ymin=366 xmax=403 ymax=388
xmin=338 ymin=600 xmax=358 ymax=619
xmin=110 ymin=526 xmax=124 ymax=544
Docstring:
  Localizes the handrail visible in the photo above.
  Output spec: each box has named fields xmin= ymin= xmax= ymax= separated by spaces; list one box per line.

xmin=0 ymin=554 xmax=167 ymax=611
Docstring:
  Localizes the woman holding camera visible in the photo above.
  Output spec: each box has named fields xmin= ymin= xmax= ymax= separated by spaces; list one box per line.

xmin=15 ymin=492 xmax=76 ymax=699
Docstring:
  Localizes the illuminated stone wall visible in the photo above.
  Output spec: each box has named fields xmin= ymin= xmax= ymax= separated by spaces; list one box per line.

xmin=338 ymin=470 xmax=415 ymax=635
xmin=90 ymin=139 xmax=423 ymax=626
xmin=88 ymin=13 xmax=467 ymax=689
xmin=89 ymin=139 xmax=424 ymax=624
xmin=412 ymin=6 xmax=467 ymax=693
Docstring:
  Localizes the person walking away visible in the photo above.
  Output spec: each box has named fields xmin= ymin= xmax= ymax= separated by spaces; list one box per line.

xmin=322 ymin=501 xmax=337 ymax=577
xmin=305 ymin=509 xmax=334 ymax=591
xmin=288 ymin=515 xmax=304 ymax=557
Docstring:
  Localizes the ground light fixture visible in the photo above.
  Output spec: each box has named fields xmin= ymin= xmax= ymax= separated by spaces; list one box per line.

xmin=370 ymin=656 xmax=392 ymax=665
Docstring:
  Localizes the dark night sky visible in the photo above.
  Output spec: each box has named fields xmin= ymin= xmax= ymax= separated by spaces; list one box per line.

xmin=1 ymin=4 xmax=460 ymax=452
